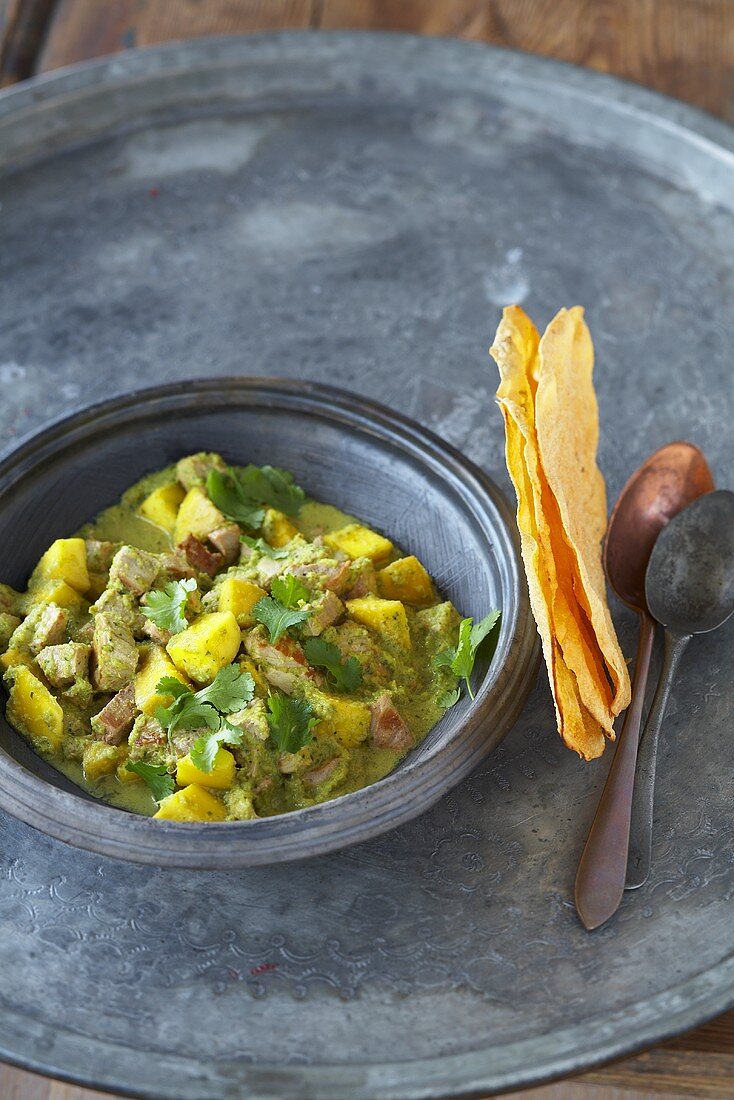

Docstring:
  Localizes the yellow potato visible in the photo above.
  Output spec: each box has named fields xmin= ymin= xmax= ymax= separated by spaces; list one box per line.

xmin=262 ymin=508 xmax=298 ymax=548
xmin=377 ymin=556 xmax=433 ymax=605
xmin=177 ymin=747 xmax=236 ymax=790
xmin=135 ymin=645 xmax=190 ymax=715
xmin=154 ymin=784 xmax=226 ymax=822
xmin=312 ymin=690 xmax=371 ymax=748
xmin=6 ymin=666 xmax=64 ymax=753
xmin=173 ymin=487 xmax=225 ymax=545
xmin=139 ymin=483 xmax=186 ymax=533
xmin=218 ymin=577 xmax=265 ymax=626
xmin=166 ymin=611 xmax=240 ymax=683
xmin=30 ymin=538 xmax=89 ymax=596
xmin=346 ymin=596 xmax=411 ymax=651
xmin=324 ymin=523 xmax=393 ymax=563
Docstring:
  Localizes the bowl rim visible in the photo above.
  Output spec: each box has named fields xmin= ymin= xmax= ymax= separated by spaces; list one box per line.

xmin=0 ymin=377 xmax=539 ymax=867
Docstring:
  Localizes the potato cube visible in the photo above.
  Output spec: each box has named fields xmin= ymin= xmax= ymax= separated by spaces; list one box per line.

xmin=218 ymin=577 xmax=265 ymax=626
xmin=117 ymin=759 xmax=141 ymax=784
xmin=139 ymin=483 xmax=186 ymax=534
xmin=377 ymin=555 xmax=434 ymax=605
xmin=25 ymin=579 xmax=88 ymax=612
xmin=0 ymin=648 xmax=33 ymax=671
xmin=262 ymin=508 xmax=298 ymax=548
xmin=134 ymin=645 xmax=190 ymax=715
xmin=173 ymin=486 xmax=225 ymax=545
xmin=177 ymin=747 xmax=236 ymax=790
xmin=166 ymin=611 xmax=240 ymax=683
xmin=5 ymin=666 xmax=64 ymax=753
xmin=30 ymin=538 xmax=90 ymax=595
xmin=324 ymin=523 xmax=393 ymax=563
xmin=83 ymin=741 xmax=123 ymax=781
xmin=346 ymin=596 xmax=411 ymax=650
xmin=153 ymin=784 xmax=226 ymax=822
xmin=312 ymin=690 xmax=371 ymax=749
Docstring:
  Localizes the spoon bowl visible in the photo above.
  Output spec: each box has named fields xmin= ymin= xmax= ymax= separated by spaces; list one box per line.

xmin=604 ymin=442 xmax=715 ymax=613
xmin=646 ymin=489 xmax=734 ymax=635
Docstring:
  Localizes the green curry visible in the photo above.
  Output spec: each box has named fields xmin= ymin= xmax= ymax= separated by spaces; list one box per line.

xmin=0 ymin=453 xmax=496 ymax=821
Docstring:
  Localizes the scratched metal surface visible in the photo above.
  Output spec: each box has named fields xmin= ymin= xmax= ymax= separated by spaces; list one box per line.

xmin=0 ymin=33 xmax=733 ymax=1100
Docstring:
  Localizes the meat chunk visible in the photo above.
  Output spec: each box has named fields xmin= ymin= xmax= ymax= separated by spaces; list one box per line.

xmin=328 ymin=620 xmax=391 ymax=684
xmin=91 ymin=683 xmax=137 ymax=744
xmin=0 ymin=612 xmax=21 ymax=650
xmin=175 ymin=452 xmax=226 ymax=491
xmin=109 ymin=545 xmax=160 ymax=597
xmin=301 ymin=590 xmax=345 ymax=636
xmin=36 ymin=642 xmax=90 ymax=688
xmin=30 ymin=602 xmax=69 ymax=654
xmin=0 ymin=583 xmax=22 ymax=616
xmin=345 ymin=558 xmax=377 ymax=599
xmin=253 ymin=555 xmax=287 ymax=587
xmin=370 ymin=693 xmax=413 ymax=751
xmin=157 ymin=552 xmax=197 ymax=581
xmin=141 ymin=618 xmax=172 ymax=646
xmin=85 ymin=539 xmax=116 ymax=573
xmin=291 ymin=559 xmax=351 ymax=596
xmin=91 ymin=612 xmax=138 ymax=692
xmin=207 ymin=525 xmax=241 ymax=565
xmin=129 ymin=713 xmax=167 ymax=750
xmin=243 ymin=629 xmax=320 ymax=694
xmin=228 ymin=698 xmax=269 ymax=742
xmin=303 ymin=756 xmax=344 ymax=788
xmin=91 ymin=589 xmax=144 ymax=635
xmin=179 ymin=534 xmax=224 ymax=578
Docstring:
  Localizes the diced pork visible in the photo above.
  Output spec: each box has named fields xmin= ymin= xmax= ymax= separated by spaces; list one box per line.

xmin=72 ymin=620 xmax=95 ymax=645
xmin=253 ymin=555 xmax=287 ymax=587
xmin=158 ymin=552 xmax=197 ymax=581
xmin=303 ymin=756 xmax=343 ymax=788
xmin=85 ymin=539 xmax=116 ymax=573
xmin=179 ymin=534 xmax=224 ymax=578
xmin=369 ymin=693 xmax=413 ymax=751
xmin=243 ymin=629 xmax=320 ymax=695
xmin=0 ymin=612 xmax=21 ymax=650
xmin=91 ymin=612 xmax=138 ymax=692
xmin=207 ymin=525 xmax=241 ymax=565
xmin=175 ymin=452 xmax=226 ymax=490
xmin=328 ymin=620 xmax=391 ymax=683
xmin=30 ymin=603 xmax=69 ymax=654
xmin=36 ymin=642 xmax=90 ymax=688
xmin=291 ymin=559 xmax=351 ymax=595
xmin=129 ymin=713 xmax=167 ymax=749
xmin=345 ymin=558 xmax=377 ymax=599
xmin=91 ymin=589 xmax=144 ymax=634
xmin=141 ymin=618 xmax=172 ymax=646
xmin=109 ymin=545 xmax=160 ymax=597
xmin=228 ymin=699 xmax=269 ymax=741
xmin=301 ymin=590 xmax=345 ymax=636
xmin=91 ymin=683 xmax=137 ymax=744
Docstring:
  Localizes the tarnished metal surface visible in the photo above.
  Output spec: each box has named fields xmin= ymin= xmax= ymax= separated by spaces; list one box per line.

xmin=0 ymin=32 xmax=733 ymax=1098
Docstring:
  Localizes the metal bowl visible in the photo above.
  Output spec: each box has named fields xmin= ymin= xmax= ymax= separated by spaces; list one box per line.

xmin=0 ymin=378 xmax=538 ymax=867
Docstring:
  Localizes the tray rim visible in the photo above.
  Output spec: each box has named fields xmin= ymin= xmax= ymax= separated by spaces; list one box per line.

xmin=0 ymin=29 xmax=733 ymax=1099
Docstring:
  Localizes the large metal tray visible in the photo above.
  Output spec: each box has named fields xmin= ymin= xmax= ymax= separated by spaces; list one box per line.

xmin=0 ymin=32 xmax=733 ymax=1099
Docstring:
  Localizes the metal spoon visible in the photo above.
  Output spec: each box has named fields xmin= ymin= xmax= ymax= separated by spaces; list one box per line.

xmin=625 ymin=489 xmax=734 ymax=889
xmin=575 ymin=442 xmax=714 ymax=930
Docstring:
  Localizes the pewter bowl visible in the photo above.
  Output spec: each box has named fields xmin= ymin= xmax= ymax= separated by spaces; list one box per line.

xmin=0 ymin=379 xmax=538 ymax=867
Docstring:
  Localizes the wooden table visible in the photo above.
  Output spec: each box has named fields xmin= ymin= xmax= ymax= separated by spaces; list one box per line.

xmin=1 ymin=2 xmax=733 ymax=1097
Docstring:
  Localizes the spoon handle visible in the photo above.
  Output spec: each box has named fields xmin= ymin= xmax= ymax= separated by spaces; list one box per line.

xmin=625 ymin=630 xmax=691 ymax=890
xmin=574 ymin=612 xmax=656 ymax=930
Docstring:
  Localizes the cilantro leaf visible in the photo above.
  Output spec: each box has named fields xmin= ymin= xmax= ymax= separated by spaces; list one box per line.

xmin=154 ymin=665 xmax=256 ymax=751
xmin=271 ymin=573 xmax=310 ymax=608
xmin=236 ymin=465 xmax=305 ymax=516
xmin=206 ymin=468 xmax=266 ymax=528
xmin=125 ymin=760 xmax=175 ymax=803
xmin=141 ymin=577 xmax=197 ymax=634
xmin=439 ymin=686 xmax=461 ymax=709
xmin=303 ymin=637 xmax=362 ymax=692
xmin=449 ymin=610 xmax=501 ymax=698
xmin=195 ymin=665 xmax=255 ymax=713
xmin=189 ymin=720 xmax=244 ymax=773
xmin=252 ymin=596 xmax=310 ymax=644
xmin=266 ymin=693 xmax=318 ymax=754
xmin=241 ymin=535 xmax=290 ymax=560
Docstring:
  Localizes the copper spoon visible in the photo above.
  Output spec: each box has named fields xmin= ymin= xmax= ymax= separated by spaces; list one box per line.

xmin=575 ymin=442 xmax=714 ymax=930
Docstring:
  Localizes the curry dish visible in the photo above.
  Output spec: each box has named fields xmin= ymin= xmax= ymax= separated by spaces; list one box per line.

xmin=0 ymin=454 xmax=490 ymax=822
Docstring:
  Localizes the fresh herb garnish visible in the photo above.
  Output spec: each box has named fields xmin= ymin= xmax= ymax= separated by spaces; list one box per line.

xmin=206 ymin=468 xmax=266 ymax=528
xmin=240 ymin=535 xmax=290 ymax=560
xmin=437 ymin=611 xmax=501 ymax=699
xmin=236 ymin=465 xmax=305 ymax=516
xmin=303 ymin=637 xmax=362 ymax=692
xmin=141 ymin=577 xmax=197 ymax=634
xmin=125 ymin=760 xmax=175 ymax=802
xmin=266 ymin=693 xmax=318 ymax=754
xmin=155 ymin=666 xmax=255 ymax=773
xmin=438 ymin=686 xmax=461 ymax=709
xmin=252 ymin=597 xmax=310 ymax=644
xmin=270 ymin=573 xmax=310 ymax=608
